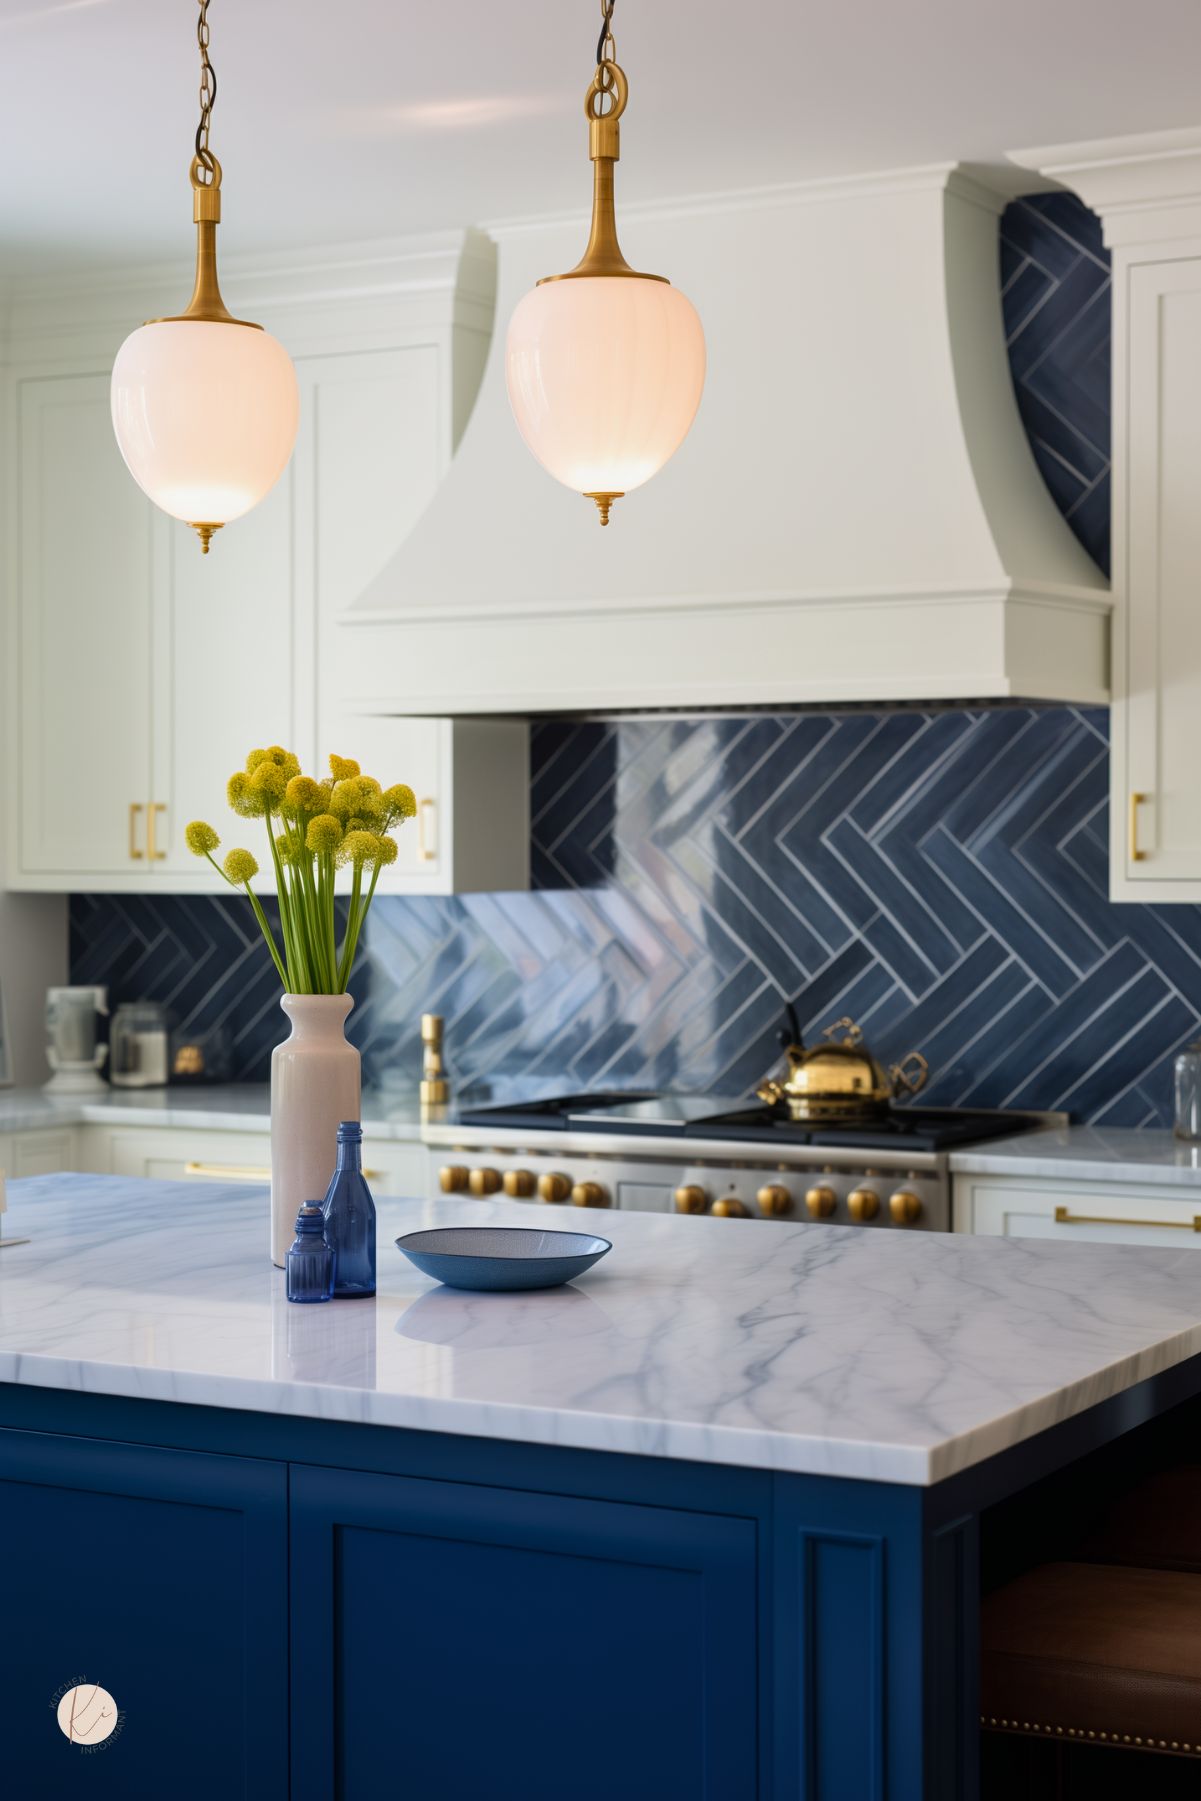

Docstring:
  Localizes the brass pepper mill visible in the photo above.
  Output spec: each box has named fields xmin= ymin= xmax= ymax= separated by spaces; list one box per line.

xmin=420 ymin=1014 xmax=450 ymax=1107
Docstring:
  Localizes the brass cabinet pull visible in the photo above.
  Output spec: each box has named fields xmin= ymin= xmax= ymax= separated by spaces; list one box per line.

xmin=417 ymin=796 xmax=436 ymax=862
xmin=1053 ymin=1204 xmax=1201 ymax=1233
xmin=185 ymin=1161 xmax=271 ymax=1181
xmin=129 ymin=802 xmax=145 ymax=860
xmin=1129 ymin=791 xmax=1148 ymax=863
xmin=184 ymin=1159 xmax=384 ymax=1181
xmin=147 ymin=802 xmax=167 ymax=861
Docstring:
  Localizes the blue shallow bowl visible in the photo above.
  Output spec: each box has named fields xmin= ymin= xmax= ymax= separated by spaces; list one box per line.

xmin=395 ymin=1225 xmax=612 ymax=1292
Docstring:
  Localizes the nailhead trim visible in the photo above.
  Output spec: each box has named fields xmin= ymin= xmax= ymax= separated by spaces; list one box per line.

xmin=982 ymin=1716 xmax=1197 ymax=1755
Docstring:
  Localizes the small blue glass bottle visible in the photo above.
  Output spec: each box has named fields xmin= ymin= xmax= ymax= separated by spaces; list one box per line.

xmin=322 ymin=1121 xmax=376 ymax=1298
xmin=286 ymin=1203 xmax=335 ymax=1304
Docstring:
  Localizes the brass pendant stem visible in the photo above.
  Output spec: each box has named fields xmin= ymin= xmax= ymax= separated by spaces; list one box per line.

xmin=537 ymin=61 xmax=667 ymax=287
xmin=147 ymin=155 xmax=261 ymax=330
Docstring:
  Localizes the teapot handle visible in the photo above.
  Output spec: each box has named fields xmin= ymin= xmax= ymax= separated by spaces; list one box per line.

xmin=822 ymin=1016 xmax=863 ymax=1047
xmin=891 ymin=1051 xmax=929 ymax=1097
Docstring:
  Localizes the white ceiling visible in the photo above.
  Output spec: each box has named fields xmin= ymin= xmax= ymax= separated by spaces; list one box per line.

xmin=3 ymin=0 xmax=1200 ymax=278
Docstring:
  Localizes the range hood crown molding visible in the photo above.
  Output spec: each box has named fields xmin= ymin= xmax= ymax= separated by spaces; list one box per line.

xmin=344 ymin=163 xmax=1109 ymax=716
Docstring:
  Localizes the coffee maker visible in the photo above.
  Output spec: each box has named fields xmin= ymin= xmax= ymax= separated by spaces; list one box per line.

xmin=44 ymin=986 xmax=109 ymax=1094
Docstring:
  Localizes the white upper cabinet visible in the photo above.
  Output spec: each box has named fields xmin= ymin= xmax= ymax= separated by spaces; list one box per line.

xmin=3 ymin=230 xmax=526 ymax=895
xmin=15 ymin=373 xmax=155 ymax=877
xmin=1012 ymin=129 xmax=1201 ymax=901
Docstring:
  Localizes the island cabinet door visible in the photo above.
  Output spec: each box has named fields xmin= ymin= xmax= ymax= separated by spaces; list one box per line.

xmin=290 ymin=1464 xmax=759 ymax=1801
xmin=0 ymin=1428 xmax=288 ymax=1800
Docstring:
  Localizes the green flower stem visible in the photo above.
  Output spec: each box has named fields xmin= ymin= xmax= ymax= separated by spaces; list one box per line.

xmin=336 ymin=863 xmax=364 ymax=993
xmin=263 ymin=812 xmax=305 ymax=993
xmin=202 ymin=848 xmax=289 ymax=989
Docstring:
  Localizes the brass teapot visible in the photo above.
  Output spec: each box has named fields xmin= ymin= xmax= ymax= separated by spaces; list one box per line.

xmin=756 ymin=1011 xmax=929 ymax=1122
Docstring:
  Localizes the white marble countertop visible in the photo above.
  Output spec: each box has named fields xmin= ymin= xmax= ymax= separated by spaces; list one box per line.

xmin=0 ymin=1084 xmax=429 ymax=1141
xmin=950 ymin=1124 xmax=1201 ymax=1188
xmin=3 ymin=1174 xmax=1201 ymax=1486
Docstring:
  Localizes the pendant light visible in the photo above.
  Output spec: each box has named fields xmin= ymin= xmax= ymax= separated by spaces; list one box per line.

xmin=111 ymin=0 xmax=299 ymax=553
xmin=505 ymin=1 xmax=706 ymax=525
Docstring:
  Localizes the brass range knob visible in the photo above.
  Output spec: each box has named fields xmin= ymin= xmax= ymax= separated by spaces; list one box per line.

xmin=468 ymin=1167 xmax=502 ymax=1196
xmin=889 ymin=1188 xmax=923 ymax=1225
xmin=757 ymin=1184 xmax=792 ymax=1218
xmin=571 ymin=1181 xmax=610 ymax=1208
xmin=439 ymin=1165 xmax=469 ymax=1194
xmin=805 ymin=1183 xmax=837 ymax=1219
xmin=537 ymin=1171 xmax=573 ymax=1204
xmin=674 ymin=1184 xmax=708 ymax=1214
xmin=503 ymin=1169 xmax=536 ymax=1199
xmin=847 ymin=1186 xmax=880 ymax=1222
xmin=711 ymin=1197 xmax=750 ymax=1218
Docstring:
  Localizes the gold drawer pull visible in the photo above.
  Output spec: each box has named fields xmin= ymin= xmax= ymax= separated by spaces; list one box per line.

xmin=129 ymin=802 xmax=144 ymax=860
xmin=147 ymin=802 xmax=167 ymax=861
xmin=1054 ymin=1204 xmax=1201 ymax=1232
xmin=185 ymin=1161 xmax=271 ymax=1181
xmin=417 ymin=796 xmax=436 ymax=862
xmin=1129 ymin=791 xmax=1148 ymax=863
xmin=184 ymin=1160 xmax=384 ymax=1181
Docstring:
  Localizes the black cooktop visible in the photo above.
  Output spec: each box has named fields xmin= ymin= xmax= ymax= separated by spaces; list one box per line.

xmin=456 ymin=1092 xmax=1045 ymax=1153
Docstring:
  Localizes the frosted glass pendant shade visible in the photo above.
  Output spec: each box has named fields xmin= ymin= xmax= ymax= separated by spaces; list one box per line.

xmin=111 ymin=319 xmax=299 ymax=529
xmin=506 ymin=275 xmax=705 ymax=505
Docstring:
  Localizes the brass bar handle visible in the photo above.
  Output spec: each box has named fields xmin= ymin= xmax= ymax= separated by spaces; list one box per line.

xmin=1130 ymin=791 xmax=1148 ymax=863
xmin=185 ymin=1161 xmax=272 ymax=1181
xmin=1053 ymin=1204 xmax=1201 ymax=1233
xmin=184 ymin=1159 xmax=383 ymax=1181
xmin=147 ymin=802 xmax=167 ymax=861
xmin=129 ymin=802 xmax=145 ymax=860
xmin=417 ymin=797 xmax=437 ymax=863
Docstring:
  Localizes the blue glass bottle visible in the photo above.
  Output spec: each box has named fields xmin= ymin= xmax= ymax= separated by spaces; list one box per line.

xmin=322 ymin=1121 xmax=377 ymax=1298
xmin=286 ymin=1203 xmax=334 ymax=1303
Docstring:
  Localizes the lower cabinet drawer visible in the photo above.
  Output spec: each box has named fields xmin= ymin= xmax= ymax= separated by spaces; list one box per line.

xmin=956 ymin=1176 xmax=1201 ymax=1245
xmin=104 ymin=1127 xmax=426 ymax=1197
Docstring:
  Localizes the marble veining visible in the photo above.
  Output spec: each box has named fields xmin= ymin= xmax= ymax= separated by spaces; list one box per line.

xmin=950 ymin=1125 xmax=1201 ymax=1187
xmin=3 ymin=1174 xmax=1201 ymax=1486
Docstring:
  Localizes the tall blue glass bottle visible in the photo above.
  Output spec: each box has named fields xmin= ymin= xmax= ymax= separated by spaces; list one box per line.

xmin=321 ymin=1121 xmax=376 ymax=1298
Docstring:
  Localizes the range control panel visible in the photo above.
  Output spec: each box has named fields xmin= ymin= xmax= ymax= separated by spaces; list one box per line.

xmin=427 ymin=1147 xmax=948 ymax=1230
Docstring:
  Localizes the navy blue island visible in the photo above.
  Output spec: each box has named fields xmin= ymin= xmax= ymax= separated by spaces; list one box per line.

xmin=2 ymin=1173 xmax=1200 ymax=1801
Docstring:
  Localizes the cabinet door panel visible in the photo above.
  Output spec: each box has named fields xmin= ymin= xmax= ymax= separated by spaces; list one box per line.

xmin=155 ymin=474 xmax=300 ymax=875
xmin=18 ymin=375 xmax=154 ymax=875
xmin=959 ymin=1177 xmax=1201 ymax=1245
xmin=291 ymin=1464 xmax=758 ymax=1801
xmin=1119 ymin=260 xmax=1201 ymax=888
xmin=0 ymin=1428 xmax=287 ymax=1799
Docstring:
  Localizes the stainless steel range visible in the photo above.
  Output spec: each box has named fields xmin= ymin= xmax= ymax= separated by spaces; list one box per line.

xmin=423 ymin=1093 xmax=1049 ymax=1232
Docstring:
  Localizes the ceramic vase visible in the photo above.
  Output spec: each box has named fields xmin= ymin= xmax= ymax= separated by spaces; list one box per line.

xmin=270 ymin=993 xmax=361 ymax=1267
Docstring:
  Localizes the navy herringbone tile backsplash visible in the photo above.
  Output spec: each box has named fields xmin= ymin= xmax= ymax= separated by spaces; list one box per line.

xmin=69 ymin=708 xmax=1201 ymax=1127
xmin=71 ymin=197 xmax=1162 ymax=1123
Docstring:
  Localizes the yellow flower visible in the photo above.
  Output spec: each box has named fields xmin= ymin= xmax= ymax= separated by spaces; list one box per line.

xmin=329 ymin=754 xmax=361 ymax=781
xmin=248 ymin=745 xmax=300 ymax=781
xmin=185 ymin=820 xmax=220 ymax=857
xmin=228 ymin=771 xmax=266 ymax=819
xmin=376 ymin=834 xmax=399 ymax=867
xmin=306 ymin=814 xmax=343 ymax=856
xmin=383 ymin=783 xmax=417 ymax=823
xmin=285 ymin=775 xmax=324 ymax=815
xmin=338 ymin=829 xmax=382 ymax=868
xmin=251 ymin=762 xmax=288 ymax=812
xmin=223 ymin=848 xmax=259 ymax=885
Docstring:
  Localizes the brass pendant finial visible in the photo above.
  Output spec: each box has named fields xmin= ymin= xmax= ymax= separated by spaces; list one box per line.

xmin=191 ymin=523 xmax=223 ymax=554
xmin=584 ymin=491 xmax=624 ymax=526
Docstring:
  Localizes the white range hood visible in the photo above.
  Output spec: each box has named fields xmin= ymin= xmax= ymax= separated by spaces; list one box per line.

xmin=345 ymin=165 xmax=1110 ymax=714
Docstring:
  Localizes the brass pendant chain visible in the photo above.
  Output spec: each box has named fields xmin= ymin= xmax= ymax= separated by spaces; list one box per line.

xmin=195 ymin=0 xmax=217 ymax=183
xmin=596 ymin=0 xmax=616 ymax=72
